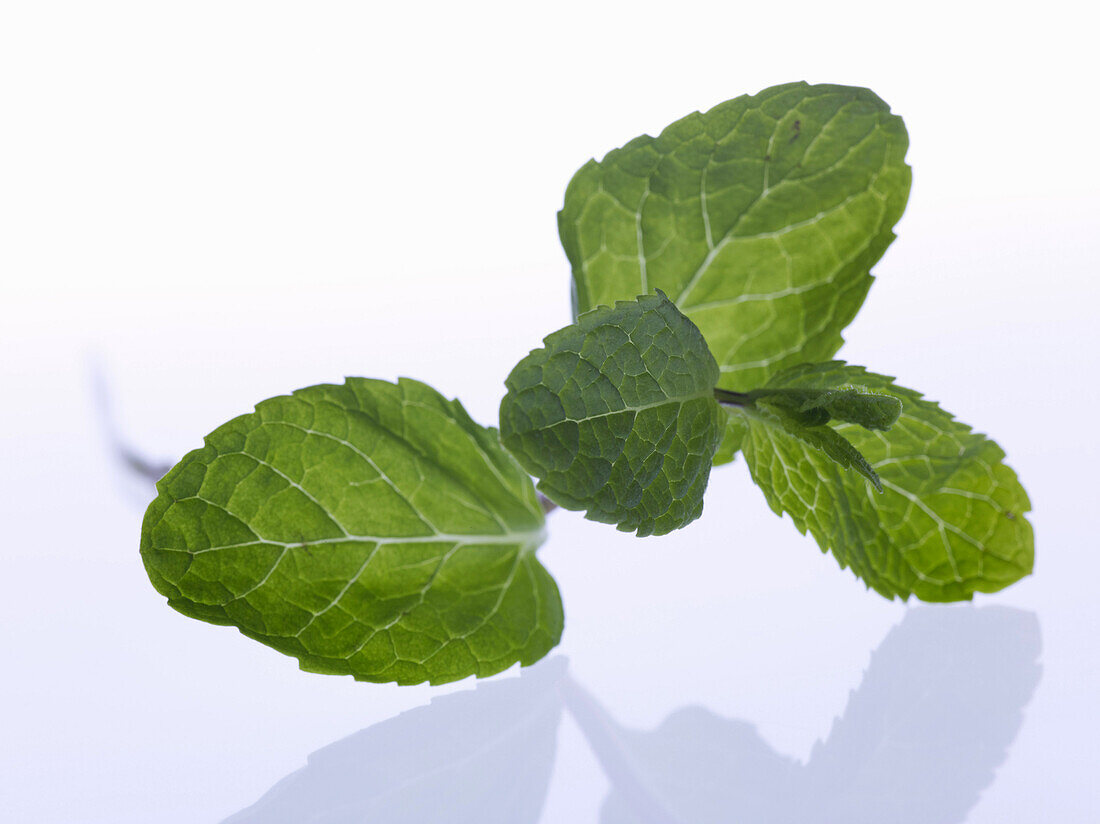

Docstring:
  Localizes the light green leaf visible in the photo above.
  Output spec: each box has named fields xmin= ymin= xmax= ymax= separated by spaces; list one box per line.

xmin=712 ymin=418 xmax=744 ymax=466
xmin=500 ymin=292 xmax=723 ymax=537
xmin=559 ymin=81 xmax=911 ymax=461
xmin=730 ymin=362 xmax=1033 ymax=601
xmin=141 ymin=377 xmax=562 ymax=686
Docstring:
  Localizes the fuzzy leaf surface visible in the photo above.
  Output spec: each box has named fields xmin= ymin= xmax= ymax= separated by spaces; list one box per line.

xmin=730 ymin=362 xmax=1033 ymax=601
xmin=746 ymin=384 xmax=902 ymax=430
xmin=141 ymin=378 xmax=562 ymax=686
xmin=500 ymin=292 xmax=722 ymax=536
xmin=559 ymin=81 xmax=911 ymax=461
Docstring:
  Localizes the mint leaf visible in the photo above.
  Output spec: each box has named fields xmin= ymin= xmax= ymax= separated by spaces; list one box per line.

xmin=500 ymin=292 xmax=723 ymax=536
xmin=712 ymin=418 xmax=745 ymax=466
xmin=747 ymin=400 xmax=884 ymax=492
xmin=559 ymin=82 xmax=911 ymax=461
xmin=716 ymin=369 xmax=903 ymax=490
xmin=799 ymin=387 xmax=901 ymax=430
xmin=730 ymin=362 xmax=1033 ymax=601
xmin=744 ymin=384 xmax=902 ymax=430
xmin=140 ymin=378 xmax=563 ymax=686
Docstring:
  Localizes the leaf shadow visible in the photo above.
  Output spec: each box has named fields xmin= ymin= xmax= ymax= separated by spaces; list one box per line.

xmin=565 ymin=605 xmax=1042 ymax=824
xmin=222 ymin=657 xmax=567 ymax=824
xmin=220 ymin=606 xmax=1040 ymax=823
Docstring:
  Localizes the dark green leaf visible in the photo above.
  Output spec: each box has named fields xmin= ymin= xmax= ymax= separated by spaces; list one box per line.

xmin=500 ymin=292 xmax=722 ymax=536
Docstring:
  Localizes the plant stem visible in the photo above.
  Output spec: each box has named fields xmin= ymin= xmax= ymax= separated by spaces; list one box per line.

xmin=714 ymin=388 xmax=752 ymax=408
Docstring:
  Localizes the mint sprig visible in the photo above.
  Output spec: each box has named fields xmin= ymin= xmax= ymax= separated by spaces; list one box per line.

xmin=140 ymin=82 xmax=1033 ymax=684
xmin=559 ymin=81 xmax=911 ymax=463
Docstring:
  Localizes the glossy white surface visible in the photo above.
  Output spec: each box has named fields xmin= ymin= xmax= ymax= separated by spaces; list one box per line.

xmin=2 ymin=3 xmax=1097 ymax=820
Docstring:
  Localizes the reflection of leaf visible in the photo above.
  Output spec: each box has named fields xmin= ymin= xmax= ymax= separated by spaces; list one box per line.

xmin=560 ymin=82 xmax=911 ymax=465
xmin=501 ymin=292 xmax=722 ymax=536
xmin=731 ymin=363 xmax=1034 ymax=602
xmin=223 ymin=658 xmax=567 ymax=824
xmin=142 ymin=377 xmax=562 ymax=685
xmin=796 ymin=608 xmax=1041 ymax=821
xmin=564 ymin=607 xmax=1041 ymax=824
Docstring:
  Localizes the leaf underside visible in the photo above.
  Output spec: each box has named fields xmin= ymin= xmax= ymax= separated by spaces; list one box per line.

xmin=141 ymin=377 xmax=562 ymax=686
xmin=731 ymin=362 xmax=1033 ymax=601
xmin=559 ymin=81 xmax=911 ymax=463
xmin=500 ymin=292 xmax=723 ymax=536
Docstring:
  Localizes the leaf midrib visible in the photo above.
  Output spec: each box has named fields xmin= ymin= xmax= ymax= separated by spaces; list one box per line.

xmin=151 ymin=525 xmax=547 ymax=556
xmin=532 ymin=389 xmax=714 ymax=429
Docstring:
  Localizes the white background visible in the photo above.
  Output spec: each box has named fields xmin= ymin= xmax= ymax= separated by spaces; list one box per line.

xmin=1 ymin=2 xmax=1097 ymax=821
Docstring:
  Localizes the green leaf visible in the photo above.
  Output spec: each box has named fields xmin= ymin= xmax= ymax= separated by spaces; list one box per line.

xmin=729 ymin=362 xmax=1033 ymax=601
xmin=140 ymin=377 xmax=563 ymax=686
xmin=747 ymin=384 xmax=902 ymax=430
xmin=500 ymin=292 xmax=723 ymax=537
xmin=711 ymin=417 xmax=744 ymax=466
xmin=748 ymin=400 xmax=884 ymax=492
xmin=559 ymin=81 xmax=911 ymax=461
